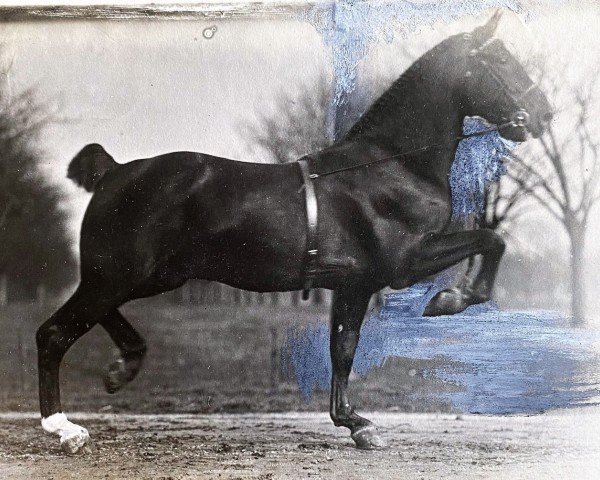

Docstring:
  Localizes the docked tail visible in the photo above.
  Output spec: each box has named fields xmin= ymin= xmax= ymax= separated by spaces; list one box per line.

xmin=67 ymin=143 xmax=117 ymax=192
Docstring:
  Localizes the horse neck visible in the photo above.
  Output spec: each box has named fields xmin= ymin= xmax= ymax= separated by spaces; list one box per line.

xmin=339 ymin=62 xmax=466 ymax=190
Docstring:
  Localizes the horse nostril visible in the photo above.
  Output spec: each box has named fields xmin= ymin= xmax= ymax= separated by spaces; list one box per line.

xmin=542 ymin=111 xmax=553 ymax=123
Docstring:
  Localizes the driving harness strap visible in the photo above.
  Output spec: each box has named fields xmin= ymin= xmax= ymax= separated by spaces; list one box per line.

xmin=297 ymin=159 xmax=318 ymax=300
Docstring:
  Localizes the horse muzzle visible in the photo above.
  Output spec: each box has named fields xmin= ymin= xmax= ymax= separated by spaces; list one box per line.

xmin=518 ymin=86 xmax=554 ymax=138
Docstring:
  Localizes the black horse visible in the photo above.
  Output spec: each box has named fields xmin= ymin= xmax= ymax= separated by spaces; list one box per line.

xmin=37 ymin=12 xmax=552 ymax=453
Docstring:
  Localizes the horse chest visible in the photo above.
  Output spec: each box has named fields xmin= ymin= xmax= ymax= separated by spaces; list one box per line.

xmin=370 ymin=181 xmax=452 ymax=247
xmin=313 ymin=185 xmax=450 ymax=288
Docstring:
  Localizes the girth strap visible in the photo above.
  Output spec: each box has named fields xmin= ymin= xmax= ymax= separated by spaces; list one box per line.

xmin=297 ymin=159 xmax=318 ymax=300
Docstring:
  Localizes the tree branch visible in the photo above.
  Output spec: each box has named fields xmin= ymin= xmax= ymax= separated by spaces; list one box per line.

xmin=510 ymin=173 xmax=564 ymax=222
xmin=507 ymin=151 xmax=565 ymax=213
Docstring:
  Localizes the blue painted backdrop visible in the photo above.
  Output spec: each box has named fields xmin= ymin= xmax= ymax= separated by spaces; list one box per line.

xmin=285 ymin=1 xmax=600 ymax=414
xmin=285 ymin=283 xmax=600 ymax=414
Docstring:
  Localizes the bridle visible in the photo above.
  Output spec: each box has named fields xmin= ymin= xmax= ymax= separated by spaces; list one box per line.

xmin=297 ymin=35 xmax=538 ymax=298
xmin=466 ymin=35 xmax=535 ymax=130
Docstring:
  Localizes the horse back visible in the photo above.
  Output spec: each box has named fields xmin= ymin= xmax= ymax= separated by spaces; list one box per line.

xmin=79 ymin=152 xmax=307 ymax=290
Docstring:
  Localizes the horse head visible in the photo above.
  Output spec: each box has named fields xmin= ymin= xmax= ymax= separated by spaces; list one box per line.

xmin=458 ymin=11 xmax=553 ymax=141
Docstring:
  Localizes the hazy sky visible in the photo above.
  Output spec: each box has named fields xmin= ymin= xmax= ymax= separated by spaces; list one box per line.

xmin=1 ymin=16 xmax=325 ymax=227
xmin=1 ymin=1 xmax=599 ymax=307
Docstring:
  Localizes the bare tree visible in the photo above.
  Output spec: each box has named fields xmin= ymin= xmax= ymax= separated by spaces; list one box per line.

xmin=507 ymin=56 xmax=600 ymax=324
xmin=242 ymin=41 xmax=417 ymax=163
xmin=479 ymin=167 xmax=533 ymax=232
xmin=242 ymin=75 xmax=332 ymax=164
xmin=0 ymin=55 xmax=77 ymax=304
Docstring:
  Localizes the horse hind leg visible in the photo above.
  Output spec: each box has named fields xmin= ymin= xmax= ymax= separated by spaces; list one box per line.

xmin=100 ymin=309 xmax=147 ymax=394
xmin=36 ymin=282 xmax=120 ymax=453
xmin=98 ymin=266 xmax=191 ymax=394
xmin=99 ymin=268 xmax=191 ymax=392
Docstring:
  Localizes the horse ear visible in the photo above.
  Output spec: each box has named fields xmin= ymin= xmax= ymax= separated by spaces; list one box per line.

xmin=472 ymin=10 xmax=502 ymax=43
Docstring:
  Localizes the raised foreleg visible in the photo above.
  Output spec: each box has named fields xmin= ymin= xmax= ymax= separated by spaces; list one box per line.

xmin=409 ymin=229 xmax=505 ymax=316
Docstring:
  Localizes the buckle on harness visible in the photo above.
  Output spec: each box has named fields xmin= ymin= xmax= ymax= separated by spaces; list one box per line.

xmin=511 ymin=109 xmax=530 ymax=128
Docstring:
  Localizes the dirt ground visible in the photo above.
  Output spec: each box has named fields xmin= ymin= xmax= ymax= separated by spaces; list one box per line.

xmin=0 ymin=409 xmax=599 ymax=480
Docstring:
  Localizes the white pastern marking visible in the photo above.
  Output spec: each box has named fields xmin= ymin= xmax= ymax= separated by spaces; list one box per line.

xmin=41 ymin=412 xmax=90 ymax=453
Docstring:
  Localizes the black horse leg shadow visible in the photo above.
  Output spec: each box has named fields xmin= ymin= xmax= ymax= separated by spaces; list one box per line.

xmin=411 ymin=229 xmax=505 ymax=316
xmin=329 ymin=287 xmax=386 ymax=450
xmin=101 ymin=309 xmax=147 ymax=394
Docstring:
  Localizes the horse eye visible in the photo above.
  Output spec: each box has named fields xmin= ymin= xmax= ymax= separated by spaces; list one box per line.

xmin=500 ymin=57 xmax=508 ymax=64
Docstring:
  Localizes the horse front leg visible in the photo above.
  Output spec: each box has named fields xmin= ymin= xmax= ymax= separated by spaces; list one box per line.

xmin=409 ymin=229 xmax=505 ymax=316
xmin=329 ymin=288 xmax=386 ymax=450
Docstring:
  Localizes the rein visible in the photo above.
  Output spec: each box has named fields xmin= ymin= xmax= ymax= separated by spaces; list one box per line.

xmin=305 ymin=118 xmax=520 ymax=180
xmin=307 ymin=34 xmax=535 ymax=180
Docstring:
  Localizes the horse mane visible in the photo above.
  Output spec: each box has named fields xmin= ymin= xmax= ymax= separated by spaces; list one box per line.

xmin=343 ymin=35 xmax=459 ymax=142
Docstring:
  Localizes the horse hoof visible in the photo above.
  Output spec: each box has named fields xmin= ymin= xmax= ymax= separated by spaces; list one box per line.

xmin=351 ymin=425 xmax=387 ymax=450
xmin=41 ymin=413 xmax=91 ymax=454
xmin=104 ymin=354 xmax=144 ymax=393
xmin=104 ymin=359 xmax=126 ymax=394
xmin=104 ymin=358 xmax=128 ymax=394
xmin=60 ymin=429 xmax=91 ymax=454
xmin=423 ymin=288 xmax=467 ymax=317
